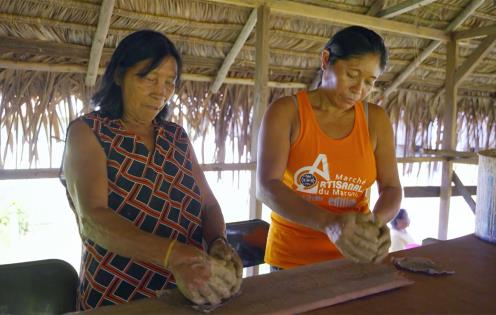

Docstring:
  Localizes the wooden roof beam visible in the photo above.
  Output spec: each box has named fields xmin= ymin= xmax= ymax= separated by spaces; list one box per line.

xmin=85 ymin=0 xmax=114 ymax=87
xmin=432 ymin=32 xmax=496 ymax=98
xmin=366 ymin=0 xmax=385 ymax=16
xmin=453 ymin=24 xmax=496 ymax=40
xmin=206 ymin=0 xmax=449 ymax=41
xmin=383 ymin=0 xmax=484 ymax=98
xmin=454 ymin=33 xmax=496 ymax=87
xmin=377 ymin=0 xmax=438 ymax=19
xmin=210 ymin=8 xmax=257 ymax=94
xmin=0 ymin=59 xmax=305 ymax=89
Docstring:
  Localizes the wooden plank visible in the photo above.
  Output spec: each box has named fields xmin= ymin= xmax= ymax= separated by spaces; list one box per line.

xmin=451 ymin=172 xmax=476 ymax=213
xmin=210 ymin=8 xmax=257 ymax=93
xmin=438 ymin=38 xmax=458 ymax=241
xmin=403 ymin=185 xmax=477 ymax=198
xmin=0 ymin=168 xmax=61 ymax=180
xmin=70 ymin=259 xmax=412 ymax=315
xmin=85 ymin=0 xmax=114 ymax=87
xmin=1 ymin=156 xmax=479 ymax=180
xmin=0 ymin=36 xmax=104 ymax=60
xmin=0 ymin=59 xmax=306 ymax=89
xmin=0 ymin=59 xmax=96 ymax=74
xmin=249 ymin=5 xmax=270 ymax=224
xmin=454 ymin=33 xmax=496 ymax=87
xmin=384 ymin=41 xmax=442 ymax=97
xmin=306 ymin=235 xmax=496 ymax=314
xmin=383 ymin=0 xmax=484 ymax=98
xmin=206 ymin=0 xmax=448 ymax=41
xmin=269 ymin=1 xmax=448 ymax=41
xmin=420 ymin=149 xmax=477 ymax=158
xmin=377 ymin=0 xmax=437 ymax=19
xmin=453 ymin=25 xmax=496 ymax=40
xmin=0 ymin=164 xmax=259 ymax=180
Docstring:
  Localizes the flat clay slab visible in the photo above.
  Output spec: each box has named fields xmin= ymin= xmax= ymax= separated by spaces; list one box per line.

xmin=74 ymin=259 xmax=413 ymax=315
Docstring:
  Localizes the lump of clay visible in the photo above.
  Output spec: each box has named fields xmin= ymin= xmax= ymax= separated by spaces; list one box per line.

xmin=392 ymin=257 xmax=455 ymax=275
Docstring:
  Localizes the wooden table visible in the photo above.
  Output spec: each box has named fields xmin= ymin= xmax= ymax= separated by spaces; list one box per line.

xmin=306 ymin=234 xmax=496 ymax=314
xmin=72 ymin=235 xmax=495 ymax=314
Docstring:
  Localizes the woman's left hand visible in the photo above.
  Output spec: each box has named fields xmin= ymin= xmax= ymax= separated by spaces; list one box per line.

xmin=209 ymin=238 xmax=243 ymax=293
xmin=373 ymin=225 xmax=391 ymax=263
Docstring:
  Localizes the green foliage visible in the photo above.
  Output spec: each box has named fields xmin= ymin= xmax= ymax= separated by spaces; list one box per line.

xmin=0 ymin=201 xmax=29 ymax=236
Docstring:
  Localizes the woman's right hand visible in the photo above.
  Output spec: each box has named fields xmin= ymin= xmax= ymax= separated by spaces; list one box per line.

xmin=324 ymin=212 xmax=381 ymax=263
xmin=167 ymin=242 xmax=235 ymax=305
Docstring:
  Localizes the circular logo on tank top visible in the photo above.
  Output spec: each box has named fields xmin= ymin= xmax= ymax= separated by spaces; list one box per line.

xmin=298 ymin=173 xmax=317 ymax=189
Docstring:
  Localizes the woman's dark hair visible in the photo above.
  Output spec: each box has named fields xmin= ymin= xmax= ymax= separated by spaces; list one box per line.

xmin=392 ymin=208 xmax=408 ymax=229
xmin=92 ymin=30 xmax=182 ymax=121
xmin=324 ymin=26 xmax=388 ymax=71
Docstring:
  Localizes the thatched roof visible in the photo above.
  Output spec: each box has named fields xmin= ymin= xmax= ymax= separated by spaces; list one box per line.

xmin=0 ymin=0 xmax=495 ymax=168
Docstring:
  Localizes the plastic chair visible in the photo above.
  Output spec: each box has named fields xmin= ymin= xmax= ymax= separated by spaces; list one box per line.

xmin=226 ymin=219 xmax=270 ymax=268
xmin=0 ymin=259 xmax=79 ymax=315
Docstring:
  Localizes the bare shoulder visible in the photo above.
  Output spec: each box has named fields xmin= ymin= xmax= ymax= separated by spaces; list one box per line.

xmin=67 ymin=120 xmax=95 ymax=144
xmin=66 ymin=119 xmax=103 ymax=156
xmin=367 ymin=102 xmax=392 ymax=129
xmin=266 ymin=95 xmax=298 ymax=118
xmin=368 ymin=102 xmax=388 ymax=118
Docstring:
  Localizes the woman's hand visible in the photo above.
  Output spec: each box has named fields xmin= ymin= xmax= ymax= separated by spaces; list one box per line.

xmin=209 ymin=238 xmax=243 ymax=294
xmin=373 ymin=224 xmax=391 ymax=263
xmin=167 ymin=243 xmax=226 ymax=305
xmin=325 ymin=212 xmax=381 ymax=263
xmin=167 ymin=242 xmax=241 ymax=305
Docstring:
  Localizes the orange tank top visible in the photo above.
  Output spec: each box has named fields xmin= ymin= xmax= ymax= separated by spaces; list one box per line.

xmin=265 ymin=91 xmax=377 ymax=269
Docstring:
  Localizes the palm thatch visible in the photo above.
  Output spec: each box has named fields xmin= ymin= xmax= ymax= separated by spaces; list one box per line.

xmin=0 ymin=0 xmax=495 ymax=168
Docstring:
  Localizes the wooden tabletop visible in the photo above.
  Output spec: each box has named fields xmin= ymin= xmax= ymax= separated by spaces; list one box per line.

xmin=71 ymin=234 xmax=495 ymax=314
xmin=305 ymin=234 xmax=496 ymax=314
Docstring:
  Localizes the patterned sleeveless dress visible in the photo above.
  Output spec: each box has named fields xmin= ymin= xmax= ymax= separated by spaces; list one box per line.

xmin=62 ymin=111 xmax=204 ymax=310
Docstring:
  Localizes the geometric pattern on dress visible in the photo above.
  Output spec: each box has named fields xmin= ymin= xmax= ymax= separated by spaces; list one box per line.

xmin=70 ymin=111 xmax=205 ymax=310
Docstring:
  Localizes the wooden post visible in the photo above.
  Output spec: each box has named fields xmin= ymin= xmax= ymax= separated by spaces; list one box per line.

xmin=248 ymin=4 xmax=270 ymax=277
xmin=249 ymin=5 xmax=270 ymax=221
xmin=382 ymin=0 xmax=484 ymax=99
xmin=210 ymin=8 xmax=257 ymax=93
xmin=85 ymin=0 xmax=114 ymax=86
xmin=438 ymin=36 xmax=458 ymax=240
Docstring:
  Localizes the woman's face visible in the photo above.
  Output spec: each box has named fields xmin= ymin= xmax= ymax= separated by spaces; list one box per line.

xmin=320 ymin=52 xmax=382 ymax=110
xmin=397 ymin=215 xmax=410 ymax=230
xmin=119 ymin=56 xmax=177 ymax=123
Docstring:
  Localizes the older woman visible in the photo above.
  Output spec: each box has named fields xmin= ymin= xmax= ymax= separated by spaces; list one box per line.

xmin=257 ymin=26 xmax=402 ymax=270
xmin=61 ymin=30 xmax=242 ymax=310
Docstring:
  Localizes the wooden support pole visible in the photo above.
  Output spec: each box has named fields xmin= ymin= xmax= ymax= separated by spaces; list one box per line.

xmin=210 ymin=8 xmax=257 ymax=93
xmin=366 ymin=0 xmax=385 ymax=16
xmin=404 ymin=185 xmax=477 ymax=198
xmin=0 ymin=59 xmax=305 ymax=89
xmin=438 ymin=37 xmax=458 ymax=240
xmin=432 ymin=32 xmax=496 ymax=107
xmin=451 ymin=171 xmax=476 ymax=214
xmin=377 ymin=0 xmax=437 ymax=19
xmin=249 ymin=5 xmax=270 ymax=224
xmin=453 ymin=33 xmax=496 ymax=88
xmin=207 ymin=0 xmax=449 ymax=41
xmin=383 ymin=0 xmax=484 ymax=98
xmin=85 ymin=0 xmax=114 ymax=87
xmin=453 ymin=25 xmax=496 ymax=41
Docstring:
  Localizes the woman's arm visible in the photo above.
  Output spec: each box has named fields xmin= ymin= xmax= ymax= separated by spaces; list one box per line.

xmin=63 ymin=120 xmax=204 ymax=267
xmin=188 ymin=138 xmax=243 ymax=283
xmin=257 ymin=96 xmax=380 ymax=262
xmin=188 ymin=140 xmax=226 ymax=245
xmin=256 ymin=96 xmax=336 ymax=232
xmin=369 ymin=104 xmax=403 ymax=226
